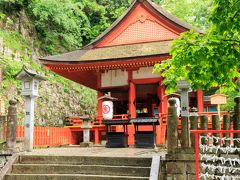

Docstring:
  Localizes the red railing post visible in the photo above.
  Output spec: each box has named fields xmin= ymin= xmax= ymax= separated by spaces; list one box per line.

xmin=33 ymin=127 xmax=36 ymax=147
xmin=16 ymin=126 xmax=19 ymax=139
xmin=94 ymin=128 xmax=99 ymax=144
xmin=195 ymin=132 xmax=199 ymax=180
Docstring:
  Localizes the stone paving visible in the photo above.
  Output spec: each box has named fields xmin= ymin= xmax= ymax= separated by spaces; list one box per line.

xmin=22 ymin=146 xmax=167 ymax=158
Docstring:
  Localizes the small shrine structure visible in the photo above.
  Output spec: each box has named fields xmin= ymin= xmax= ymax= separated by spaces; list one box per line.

xmin=40 ymin=0 xmax=204 ymax=146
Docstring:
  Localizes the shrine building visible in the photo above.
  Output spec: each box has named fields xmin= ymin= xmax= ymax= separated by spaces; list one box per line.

xmin=40 ymin=0 xmax=204 ymax=147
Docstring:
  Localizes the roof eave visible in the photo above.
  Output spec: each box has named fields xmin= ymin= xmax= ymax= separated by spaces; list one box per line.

xmin=40 ymin=53 xmax=170 ymax=65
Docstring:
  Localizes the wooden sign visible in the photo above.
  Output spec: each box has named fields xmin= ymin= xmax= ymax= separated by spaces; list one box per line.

xmin=210 ymin=94 xmax=227 ymax=105
xmin=210 ymin=94 xmax=227 ymax=119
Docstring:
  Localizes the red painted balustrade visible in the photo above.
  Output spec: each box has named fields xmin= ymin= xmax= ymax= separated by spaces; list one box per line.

xmin=15 ymin=126 xmax=76 ymax=147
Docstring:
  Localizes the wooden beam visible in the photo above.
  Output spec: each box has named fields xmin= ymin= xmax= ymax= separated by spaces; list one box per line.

xmin=132 ymin=78 xmax=161 ymax=85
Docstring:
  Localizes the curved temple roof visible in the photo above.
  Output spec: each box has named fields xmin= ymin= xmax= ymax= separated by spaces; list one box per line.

xmin=40 ymin=0 xmax=202 ymax=64
xmin=39 ymin=0 xmax=202 ymax=90
xmin=40 ymin=40 xmax=171 ymax=64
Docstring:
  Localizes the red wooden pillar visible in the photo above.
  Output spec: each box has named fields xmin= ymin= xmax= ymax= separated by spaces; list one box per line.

xmin=156 ymin=85 xmax=168 ymax=145
xmin=94 ymin=128 xmax=99 ymax=144
xmin=197 ymin=90 xmax=203 ymax=112
xmin=129 ymin=81 xmax=136 ymax=118
xmin=158 ymin=84 xmax=168 ymax=114
xmin=128 ymin=81 xmax=136 ymax=145
xmin=157 ymin=82 xmax=163 ymax=114
xmin=97 ymin=72 xmax=103 ymax=122
xmin=97 ymin=91 xmax=103 ymax=120
xmin=157 ymin=83 xmax=162 ymax=145
xmin=162 ymin=86 xmax=168 ymax=114
xmin=128 ymin=70 xmax=136 ymax=118
xmin=128 ymin=71 xmax=136 ymax=145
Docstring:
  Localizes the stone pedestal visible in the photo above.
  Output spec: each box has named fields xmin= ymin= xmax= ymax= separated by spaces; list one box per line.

xmin=223 ymin=114 xmax=230 ymax=147
xmin=24 ymin=96 xmax=35 ymax=152
xmin=6 ymin=100 xmax=17 ymax=152
xmin=80 ymin=118 xmax=92 ymax=147
xmin=177 ymin=80 xmax=191 ymax=148
xmin=189 ymin=108 xmax=198 ymax=148
xmin=200 ymin=115 xmax=208 ymax=145
xmin=164 ymin=150 xmax=196 ymax=180
xmin=212 ymin=114 xmax=220 ymax=146
xmin=167 ymin=99 xmax=178 ymax=153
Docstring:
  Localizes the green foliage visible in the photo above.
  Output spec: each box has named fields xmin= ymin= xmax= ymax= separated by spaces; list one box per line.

xmin=0 ymin=30 xmax=29 ymax=52
xmin=28 ymin=0 xmax=85 ymax=53
xmin=23 ymin=0 xmax=115 ymax=54
xmin=79 ymin=0 xmax=110 ymax=43
xmin=0 ymin=0 xmax=213 ymax=55
xmin=0 ymin=0 xmax=26 ymax=13
xmin=0 ymin=12 xmax=6 ymax=20
xmin=0 ymin=57 xmax=22 ymax=92
xmin=159 ymin=0 xmax=212 ymax=30
xmin=97 ymin=0 xmax=132 ymax=20
xmin=221 ymin=80 xmax=240 ymax=111
xmin=0 ymin=30 xmax=30 ymax=92
xmin=154 ymin=0 xmax=240 ymax=93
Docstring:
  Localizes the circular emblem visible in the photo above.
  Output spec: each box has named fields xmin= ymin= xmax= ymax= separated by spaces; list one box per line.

xmin=102 ymin=105 xmax=110 ymax=114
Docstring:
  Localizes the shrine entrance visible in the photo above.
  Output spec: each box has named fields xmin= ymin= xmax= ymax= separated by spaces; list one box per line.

xmin=136 ymin=83 xmax=159 ymax=118
xmin=101 ymin=87 xmax=129 ymax=116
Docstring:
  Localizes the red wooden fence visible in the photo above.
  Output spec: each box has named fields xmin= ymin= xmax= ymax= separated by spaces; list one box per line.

xmin=15 ymin=126 xmax=76 ymax=147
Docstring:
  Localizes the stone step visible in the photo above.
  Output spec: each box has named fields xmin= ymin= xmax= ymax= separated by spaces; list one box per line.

xmin=19 ymin=155 xmax=152 ymax=167
xmin=4 ymin=174 xmax=149 ymax=180
xmin=11 ymin=164 xmax=150 ymax=177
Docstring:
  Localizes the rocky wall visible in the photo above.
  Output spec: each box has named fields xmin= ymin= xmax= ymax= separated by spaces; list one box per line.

xmin=0 ymin=37 xmax=97 ymax=126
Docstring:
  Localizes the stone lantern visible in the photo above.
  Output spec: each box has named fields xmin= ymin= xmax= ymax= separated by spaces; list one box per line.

xmin=16 ymin=66 xmax=46 ymax=151
xmin=176 ymin=79 xmax=191 ymax=148
xmin=176 ymin=80 xmax=191 ymax=117
xmin=80 ymin=115 xmax=92 ymax=147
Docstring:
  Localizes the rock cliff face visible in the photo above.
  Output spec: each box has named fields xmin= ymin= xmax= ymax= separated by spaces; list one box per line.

xmin=0 ymin=10 xmax=97 ymax=126
xmin=35 ymin=81 xmax=97 ymax=126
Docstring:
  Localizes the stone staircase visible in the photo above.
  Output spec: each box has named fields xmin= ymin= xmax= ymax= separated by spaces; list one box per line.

xmin=4 ymin=155 xmax=152 ymax=180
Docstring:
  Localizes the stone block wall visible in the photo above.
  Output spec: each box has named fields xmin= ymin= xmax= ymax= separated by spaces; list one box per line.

xmin=159 ymin=152 xmax=196 ymax=180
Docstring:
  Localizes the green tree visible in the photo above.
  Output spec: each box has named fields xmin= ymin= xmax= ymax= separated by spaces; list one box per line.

xmin=97 ymin=0 xmax=132 ymax=21
xmin=27 ymin=0 xmax=112 ymax=54
xmin=0 ymin=0 xmax=27 ymax=12
xmin=159 ymin=0 xmax=212 ymax=30
xmin=28 ymin=0 xmax=88 ymax=53
xmin=154 ymin=0 xmax=240 ymax=93
xmin=79 ymin=0 xmax=110 ymax=44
